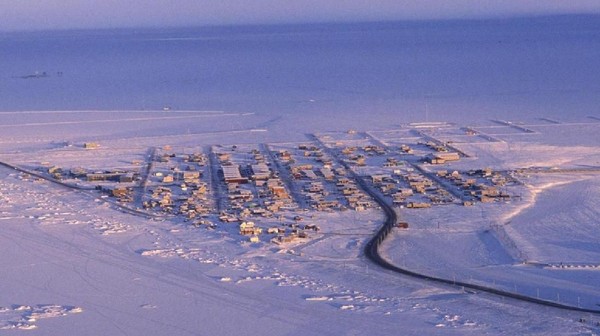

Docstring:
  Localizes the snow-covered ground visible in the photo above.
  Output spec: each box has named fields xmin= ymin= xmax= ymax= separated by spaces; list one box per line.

xmin=1 ymin=16 xmax=600 ymax=334
xmin=0 ymin=111 xmax=599 ymax=335
xmin=381 ymin=121 xmax=600 ymax=311
xmin=1 ymin=162 xmax=598 ymax=335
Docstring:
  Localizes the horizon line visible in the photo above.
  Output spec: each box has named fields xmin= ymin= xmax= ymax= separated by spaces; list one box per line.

xmin=1 ymin=12 xmax=599 ymax=35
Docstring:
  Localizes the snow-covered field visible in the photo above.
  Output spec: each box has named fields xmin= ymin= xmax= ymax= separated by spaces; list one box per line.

xmin=380 ymin=117 xmax=600 ymax=310
xmin=1 ymin=16 xmax=600 ymax=334
xmin=0 ymin=154 xmax=597 ymax=335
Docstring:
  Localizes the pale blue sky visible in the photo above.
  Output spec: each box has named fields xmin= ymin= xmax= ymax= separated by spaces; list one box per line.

xmin=2 ymin=0 xmax=600 ymax=31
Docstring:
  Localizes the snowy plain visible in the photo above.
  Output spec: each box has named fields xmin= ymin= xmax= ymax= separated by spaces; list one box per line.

xmin=0 ymin=15 xmax=599 ymax=335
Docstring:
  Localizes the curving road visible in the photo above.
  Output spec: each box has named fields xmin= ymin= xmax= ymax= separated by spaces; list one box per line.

xmin=359 ymin=173 xmax=600 ymax=315
xmin=313 ymin=131 xmax=600 ymax=314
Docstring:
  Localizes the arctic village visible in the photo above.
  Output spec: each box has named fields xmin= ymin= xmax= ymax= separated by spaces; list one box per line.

xmin=2 ymin=111 xmax=600 ymax=333
xmin=30 ymin=123 xmax=518 ymax=238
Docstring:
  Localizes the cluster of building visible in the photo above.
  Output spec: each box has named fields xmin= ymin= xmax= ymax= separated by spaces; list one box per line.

xmin=329 ymin=136 xmax=477 ymax=209
xmin=340 ymin=146 xmax=367 ymax=166
xmin=288 ymin=162 xmax=342 ymax=211
xmin=35 ymin=131 xmax=521 ymax=248
xmin=278 ymin=144 xmax=374 ymax=211
xmin=46 ymin=166 xmax=137 ymax=184
xmin=426 ymin=152 xmax=461 ymax=165
xmin=142 ymin=150 xmax=213 ymax=221
xmin=436 ymin=168 xmax=513 ymax=204
xmin=402 ymin=139 xmax=463 ymax=164
xmin=336 ymin=177 xmax=374 ymax=211
xmin=270 ymin=221 xmax=319 ymax=244
xmin=238 ymin=218 xmax=320 ymax=244
xmin=215 ymin=145 xmax=295 ymax=223
xmin=43 ymin=164 xmax=138 ymax=202
xmin=370 ymin=171 xmax=453 ymax=209
xmin=333 ymin=141 xmax=451 ymax=209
